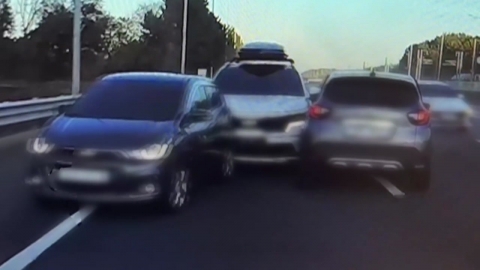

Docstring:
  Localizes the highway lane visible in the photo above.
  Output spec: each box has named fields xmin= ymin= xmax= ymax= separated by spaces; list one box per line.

xmin=17 ymin=124 xmax=480 ymax=270
xmin=0 ymin=132 xmax=79 ymax=265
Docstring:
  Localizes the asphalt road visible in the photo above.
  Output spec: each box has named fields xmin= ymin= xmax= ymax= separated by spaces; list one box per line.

xmin=2 ymin=117 xmax=480 ymax=269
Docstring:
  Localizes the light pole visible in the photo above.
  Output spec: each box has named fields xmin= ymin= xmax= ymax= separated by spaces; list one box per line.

xmin=437 ymin=33 xmax=445 ymax=80
xmin=72 ymin=0 xmax=81 ymax=95
xmin=180 ymin=0 xmax=188 ymax=74
xmin=209 ymin=0 xmax=215 ymax=77
xmin=471 ymin=39 xmax=477 ymax=81
xmin=407 ymin=45 xmax=413 ymax=75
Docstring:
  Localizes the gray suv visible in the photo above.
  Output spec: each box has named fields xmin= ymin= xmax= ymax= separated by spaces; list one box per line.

xmin=298 ymin=70 xmax=432 ymax=192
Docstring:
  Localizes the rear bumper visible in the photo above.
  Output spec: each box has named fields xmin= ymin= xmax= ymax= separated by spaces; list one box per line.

xmin=302 ymin=142 xmax=430 ymax=172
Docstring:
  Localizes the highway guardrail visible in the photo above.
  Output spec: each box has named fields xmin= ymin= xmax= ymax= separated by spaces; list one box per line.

xmin=0 ymin=95 xmax=79 ymax=127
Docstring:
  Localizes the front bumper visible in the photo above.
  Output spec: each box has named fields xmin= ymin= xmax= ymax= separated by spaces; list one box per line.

xmin=25 ymin=157 xmax=166 ymax=203
xmin=221 ymin=130 xmax=300 ymax=164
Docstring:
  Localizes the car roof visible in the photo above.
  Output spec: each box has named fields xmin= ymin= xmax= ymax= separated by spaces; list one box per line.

xmin=101 ymin=72 xmax=212 ymax=87
xmin=417 ymin=80 xmax=450 ymax=86
xmin=327 ymin=70 xmax=416 ymax=84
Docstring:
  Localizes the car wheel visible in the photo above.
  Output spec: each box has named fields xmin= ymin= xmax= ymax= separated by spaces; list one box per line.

xmin=409 ymin=168 xmax=431 ymax=193
xmin=161 ymin=166 xmax=192 ymax=213
xmin=212 ymin=150 xmax=234 ymax=184
xmin=221 ymin=150 xmax=235 ymax=179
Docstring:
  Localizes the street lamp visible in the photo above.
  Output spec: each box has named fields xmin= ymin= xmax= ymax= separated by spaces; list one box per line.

xmin=72 ymin=0 xmax=81 ymax=95
xmin=180 ymin=0 xmax=188 ymax=74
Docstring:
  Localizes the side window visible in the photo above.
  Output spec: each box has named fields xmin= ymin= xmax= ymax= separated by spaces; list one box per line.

xmin=191 ymin=87 xmax=210 ymax=110
xmin=206 ymin=86 xmax=222 ymax=108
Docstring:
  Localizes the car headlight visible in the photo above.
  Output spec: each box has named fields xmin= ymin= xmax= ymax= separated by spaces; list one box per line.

xmin=285 ymin=121 xmax=306 ymax=133
xmin=125 ymin=144 xmax=170 ymax=160
xmin=27 ymin=138 xmax=53 ymax=154
xmin=465 ymin=108 xmax=473 ymax=117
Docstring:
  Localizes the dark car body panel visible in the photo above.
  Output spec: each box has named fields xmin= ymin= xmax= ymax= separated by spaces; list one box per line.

xmin=25 ymin=72 xmax=230 ymax=203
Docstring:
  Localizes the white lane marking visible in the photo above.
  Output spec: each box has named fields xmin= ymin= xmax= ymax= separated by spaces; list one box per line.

xmin=0 ymin=205 xmax=96 ymax=270
xmin=374 ymin=177 xmax=405 ymax=198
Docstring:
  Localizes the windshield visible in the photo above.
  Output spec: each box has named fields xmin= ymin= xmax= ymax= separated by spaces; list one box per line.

xmin=214 ymin=64 xmax=305 ymax=96
xmin=419 ymin=84 xmax=460 ymax=98
xmin=323 ymin=78 xmax=419 ymax=108
xmin=65 ymin=79 xmax=184 ymax=121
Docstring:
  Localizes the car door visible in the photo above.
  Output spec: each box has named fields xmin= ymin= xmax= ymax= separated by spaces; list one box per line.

xmin=184 ymin=84 xmax=212 ymax=164
xmin=204 ymin=84 xmax=230 ymax=152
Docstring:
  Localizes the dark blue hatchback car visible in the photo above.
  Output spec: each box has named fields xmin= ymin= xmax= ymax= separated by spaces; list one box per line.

xmin=25 ymin=72 xmax=232 ymax=212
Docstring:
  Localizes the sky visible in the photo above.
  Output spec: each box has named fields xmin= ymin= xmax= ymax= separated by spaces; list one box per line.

xmin=17 ymin=0 xmax=480 ymax=72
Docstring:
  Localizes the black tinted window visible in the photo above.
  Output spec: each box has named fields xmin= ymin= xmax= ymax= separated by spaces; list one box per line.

xmin=206 ymin=86 xmax=221 ymax=107
xmin=215 ymin=64 xmax=304 ymax=96
xmin=323 ymin=78 xmax=419 ymax=108
xmin=66 ymin=79 xmax=185 ymax=121
xmin=191 ymin=87 xmax=211 ymax=110
xmin=419 ymin=84 xmax=459 ymax=98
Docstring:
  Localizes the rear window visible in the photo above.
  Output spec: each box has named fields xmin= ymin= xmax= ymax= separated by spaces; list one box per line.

xmin=419 ymin=84 xmax=459 ymax=98
xmin=214 ymin=64 xmax=304 ymax=96
xmin=322 ymin=78 xmax=419 ymax=108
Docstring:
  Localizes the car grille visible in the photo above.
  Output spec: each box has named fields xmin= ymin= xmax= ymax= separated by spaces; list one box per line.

xmin=232 ymin=113 xmax=306 ymax=132
xmin=51 ymin=147 xmax=123 ymax=161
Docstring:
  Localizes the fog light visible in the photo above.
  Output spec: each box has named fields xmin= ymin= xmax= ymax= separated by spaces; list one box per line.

xmin=139 ymin=183 xmax=156 ymax=194
xmin=25 ymin=176 xmax=42 ymax=185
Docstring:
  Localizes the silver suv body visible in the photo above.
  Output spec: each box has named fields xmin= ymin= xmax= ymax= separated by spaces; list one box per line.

xmin=214 ymin=42 xmax=309 ymax=164
xmin=299 ymin=70 xmax=432 ymax=192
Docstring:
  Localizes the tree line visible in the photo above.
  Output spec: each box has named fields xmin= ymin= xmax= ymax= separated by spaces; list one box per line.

xmin=0 ymin=0 xmax=244 ymax=82
xmin=396 ymin=33 xmax=480 ymax=80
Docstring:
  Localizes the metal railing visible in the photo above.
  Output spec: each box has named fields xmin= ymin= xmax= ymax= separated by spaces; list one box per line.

xmin=0 ymin=95 xmax=79 ymax=127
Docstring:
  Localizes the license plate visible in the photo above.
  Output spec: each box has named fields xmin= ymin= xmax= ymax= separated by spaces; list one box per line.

xmin=234 ymin=129 xmax=264 ymax=138
xmin=343 ymin=119 xmax=392 ymax=139
xmin=266 ymin=133 xmax=297 ymax=144
xmin=56 ymin=168 xmax=110 ymax=184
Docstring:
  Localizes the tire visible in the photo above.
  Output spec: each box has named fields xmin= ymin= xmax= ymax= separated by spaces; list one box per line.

xmin=409 ymin=167 xmax=431 ymax=193
xmin=160 ymin=166 xmax=193 ymax=213
xmin=212 ymin=150 xmax=234 ymax=184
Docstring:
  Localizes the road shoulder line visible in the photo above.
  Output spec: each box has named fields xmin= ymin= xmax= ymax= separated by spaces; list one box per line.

xmin=0 ymin=205 xmax=96 ymax=270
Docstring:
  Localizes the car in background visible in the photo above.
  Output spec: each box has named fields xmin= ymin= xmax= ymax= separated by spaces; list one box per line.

xmin=299 ymin=70 xmax=432 ymax=193
xmin=305 ymin=81 xmax=322 ymax=102
xmin=418 ymin=80 xmax=473 ymax=130
xmin=214 ymin=42 xmax=310 ymax=165
xmin=25 ymin=72 xmax=232 ymax=213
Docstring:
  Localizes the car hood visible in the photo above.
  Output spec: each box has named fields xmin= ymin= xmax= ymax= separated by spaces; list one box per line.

xmin=44 ymin=116 xmax=176 ymax=149
xmin=223 ymin=95 xmax=309 ymax=118
xmin=422 ymin=97 xmax=471 ymax=112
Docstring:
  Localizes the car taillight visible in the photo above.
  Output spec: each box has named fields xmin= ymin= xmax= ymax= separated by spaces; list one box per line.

xmin=309 ymin=105 xmax=330 ymax=119
xmin=407 ymin=110 xmax=430 ymax=125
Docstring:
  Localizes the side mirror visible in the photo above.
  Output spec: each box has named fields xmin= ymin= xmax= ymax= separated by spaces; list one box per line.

xmin=187 ymin=108 xmax=212 ymax=121
xmin=58 ymin=104 xmax=69 ymax=114
xmin=423 ymin=102 xmax=430 ymax=110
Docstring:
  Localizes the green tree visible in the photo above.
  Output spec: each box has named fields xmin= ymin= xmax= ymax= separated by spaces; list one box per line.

xmin=0 ymin=0 xmax=16 ymax=79
xmin=0 ymin=0 xmax=13 ymax=37
xmin=398 ymin=33 xmax=480 ymax=79
xmin=23 ymin=0 xmax=110 ymax=80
